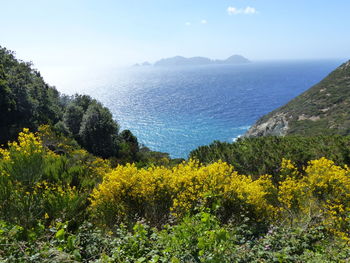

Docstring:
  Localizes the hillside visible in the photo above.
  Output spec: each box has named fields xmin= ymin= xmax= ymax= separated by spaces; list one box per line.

xmin=245 ymin=60 xmax=350 ymax=137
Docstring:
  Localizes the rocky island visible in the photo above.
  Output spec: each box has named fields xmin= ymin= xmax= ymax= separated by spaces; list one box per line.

xmin=135 ymin=54 xmax=250 ymax=67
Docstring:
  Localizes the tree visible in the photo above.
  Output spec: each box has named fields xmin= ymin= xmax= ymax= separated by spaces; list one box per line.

xmin=118 ymin=129 xmax=139 ymax=161
xmin=63 ymin=103 xmax=84 ymax=136
xmin=79 ymin=103 xmax=119 ymax=158
xmin=0 ymin=46 xmax=62 ymax=144
xmin=0 ymin=64 xmax=16 ymax=144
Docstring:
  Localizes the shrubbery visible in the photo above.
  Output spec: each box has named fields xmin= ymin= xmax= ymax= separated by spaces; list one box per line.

xmin=190 ymin=136 xmax=350 ymax=181
xmin=1 ymin=213 xmax=349 ymax=262
xmin=1 ymin=129 xmax=350 ymax=262
xmin=90 ymin=160 xmax=275 ymax=228
xmin=0 ymin=127 xmax=109 ymax=233
xmin=91 ymin=156 xmax=350 ymax=242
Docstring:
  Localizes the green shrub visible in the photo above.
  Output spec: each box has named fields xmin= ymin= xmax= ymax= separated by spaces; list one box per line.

xmin=190 ymin=135 xmax=350 ymax=182
xmin=0 ymin=128 xmax=110 ymax=233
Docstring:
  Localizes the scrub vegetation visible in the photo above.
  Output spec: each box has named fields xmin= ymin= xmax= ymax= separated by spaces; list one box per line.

xmin=1 ymin=47 xmax=350 ymax=262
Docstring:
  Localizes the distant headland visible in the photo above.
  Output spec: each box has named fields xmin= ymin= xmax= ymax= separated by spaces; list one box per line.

xmin=133 ymin=55 xmax=250 ymax=67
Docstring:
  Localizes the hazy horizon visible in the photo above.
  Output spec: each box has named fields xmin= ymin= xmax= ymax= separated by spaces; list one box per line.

xmin=1 ymin=0 xmax=350 ymax=92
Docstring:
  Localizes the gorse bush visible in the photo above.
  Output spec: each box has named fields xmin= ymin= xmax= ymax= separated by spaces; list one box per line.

xmin=90 ymin=160 xmax=276 ymax=228
xmin=91 ymin=157 xmax=350 ymax=240
xmin=1 ymin=128 xmax=350 ymax=261
xmin=0 ymin=128 xmax=110 ymax=233
xmin=279 ymin=158 xmax=350 ymax=239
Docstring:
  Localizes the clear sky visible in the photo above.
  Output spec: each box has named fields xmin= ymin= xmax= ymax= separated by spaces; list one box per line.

xmin=1 ymin=0 xmax=350 ymax=88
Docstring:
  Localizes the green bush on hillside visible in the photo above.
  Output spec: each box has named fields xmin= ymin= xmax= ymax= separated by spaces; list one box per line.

xmin=190 ymin=135 xmax=350 ymax=181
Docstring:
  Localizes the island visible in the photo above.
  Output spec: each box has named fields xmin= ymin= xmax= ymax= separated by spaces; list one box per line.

xmin=134 ymin=54 xmax=250 ymax=67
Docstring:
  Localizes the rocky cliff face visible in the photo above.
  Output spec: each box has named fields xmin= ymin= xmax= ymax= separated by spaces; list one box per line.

xmin=244 ymin=113 xmax=290 ymax=137
xmin=244 ymin=60 xmax=350 ymax=138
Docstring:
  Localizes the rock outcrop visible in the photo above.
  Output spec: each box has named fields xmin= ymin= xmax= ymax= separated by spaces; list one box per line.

xmin=244 ymin=113 xmax=289 ymax=137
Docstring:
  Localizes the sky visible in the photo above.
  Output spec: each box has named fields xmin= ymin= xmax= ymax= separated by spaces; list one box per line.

xmin=1 ymin=0 xmax=350 ymax=89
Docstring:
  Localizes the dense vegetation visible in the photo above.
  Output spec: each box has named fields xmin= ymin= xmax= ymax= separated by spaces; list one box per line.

xmin=246 ymin=59 xmax=350 ymax=137
xmin=1 ymin=129 xmax=350 ymax=262
xmin=1 ymin=47 xmax=350 ymax=262
xmin=190 ymin=135 xmax=350 ymax=181
xmin=0 ymin=47 xmax=62 ymax=144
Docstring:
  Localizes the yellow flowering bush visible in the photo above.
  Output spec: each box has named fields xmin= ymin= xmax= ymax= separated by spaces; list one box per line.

xmin=222 ymin=174 xmax=277 ymax=221
xmin=0 ymin=128 xmax=110 ymax=230
xmin=278 ymin=157 xmax=350 ymax=239
xmin=0 ymin=128 xmax=46 ymax=184
xmin=91 ymin=157 xmax=350 ymax=239
xmin=90 ymin=163 xmax=173 ymax=226
xmin=90 ymin=160 xmax=278 ymax=227
xmin=305 ymin=158 xmax=350 ymax=238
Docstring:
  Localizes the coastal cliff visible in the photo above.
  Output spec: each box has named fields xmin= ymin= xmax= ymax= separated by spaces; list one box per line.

xmin=244 ymin=113 xmax=290 ymax=137
xmin=244 ymin=60 xmax=350 ymax=137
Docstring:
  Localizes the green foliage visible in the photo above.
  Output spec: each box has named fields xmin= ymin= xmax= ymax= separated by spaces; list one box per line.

xmin=1 ymin=130 xmax=350 ymax=261
xmin=135 ymin=146 xmax=184 ymax=168
xmin=117 ymin=129 xmax=140 ymax=162
xmin=63 ymin=103 xmax=84 ymax=136
xmin=0 ymin=128 xmax=110 ymax=234
xmin=157 ymin=212 xmax=235 ymax=262
xmin=2 ymin=215 xmax=349 ymax=262
xmin=0 ymin=46 xmax=63 ymax=145
xmin=79 ymin=103 xmax=119 ymax=158
xmin=252 ymin=60 xmax=350 ymax=136
xmin=190 ymin=135 xmax=350 ymax=181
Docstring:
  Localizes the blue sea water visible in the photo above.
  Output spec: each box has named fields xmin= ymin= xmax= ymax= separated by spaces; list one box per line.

xmin=83 ymin=60 xmax=343 ymax=158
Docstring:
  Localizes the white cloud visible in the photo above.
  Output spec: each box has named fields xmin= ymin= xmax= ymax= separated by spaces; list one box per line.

xmin=185 ymin=22 xmax=191 ymax=26
xmin=227 ymin=6 xmax=258 ymax=15
xmin=227 ymin=7 xmax=239 ymax=15
xmin=244 ymin=6 xmax=258 ymax=14
xmin=201 ymin=19 xmax=207 ymax=24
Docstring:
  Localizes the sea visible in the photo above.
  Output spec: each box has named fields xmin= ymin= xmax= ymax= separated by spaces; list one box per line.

xmin=59 ymin=60 xmax=344 ymax=158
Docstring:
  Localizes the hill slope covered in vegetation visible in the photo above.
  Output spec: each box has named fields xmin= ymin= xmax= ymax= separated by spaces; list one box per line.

xmin=245 ymin=60 xmax=350 ymax=137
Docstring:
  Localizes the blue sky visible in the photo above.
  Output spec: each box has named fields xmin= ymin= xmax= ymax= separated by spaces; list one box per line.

xmin=1 ymin=0 xmax=350 ymax=87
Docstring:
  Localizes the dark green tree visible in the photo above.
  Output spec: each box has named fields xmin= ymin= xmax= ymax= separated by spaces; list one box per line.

xmin=0 ymin=64 xmax=16 ymax=143
xmin=63 ymin=103 xmax=84 ymax=136
xmin=79 ymin=103 xmax=119 ymax=158
xmin=118 ymin=129 xmax=139 ymax=161
xmin=73 ymin=94 xmax=96 ymax=112
xmin=0 ymin=47 xmax=63 ymax=144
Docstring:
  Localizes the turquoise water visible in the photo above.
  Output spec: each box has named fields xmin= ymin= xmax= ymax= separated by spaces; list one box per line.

xmin=85 ymin=60 xmax=343 ymax=158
